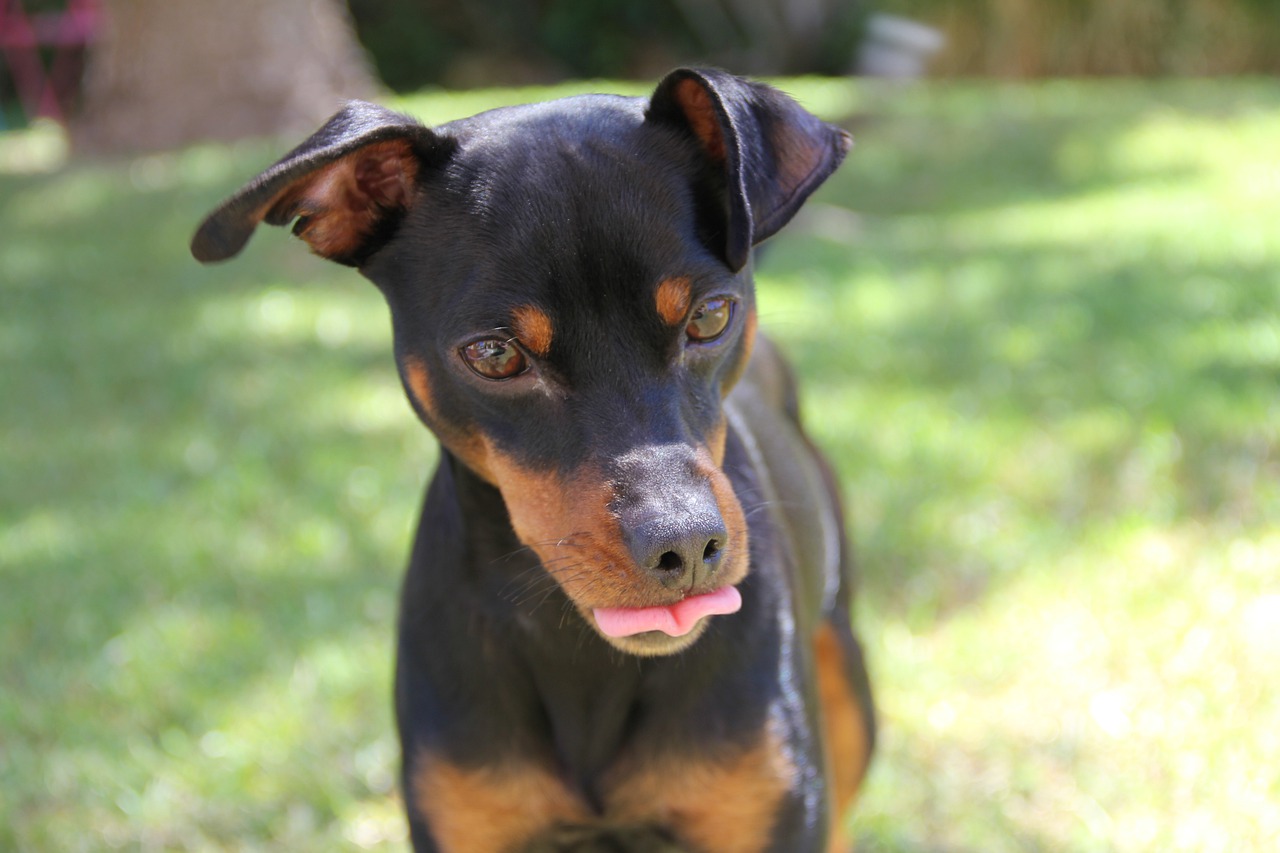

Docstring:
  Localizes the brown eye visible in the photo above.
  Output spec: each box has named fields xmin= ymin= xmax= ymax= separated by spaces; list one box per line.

xmin=686 ymin=297 xmax=733 ymax=342
xmin=460 ymin=338 xmax=527 ymax=379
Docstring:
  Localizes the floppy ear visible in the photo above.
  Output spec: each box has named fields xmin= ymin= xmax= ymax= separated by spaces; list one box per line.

xmin=646 ymin=68 xmax=851 ymax=272
xmin=191 ymin=101 xmax=451 ymax=267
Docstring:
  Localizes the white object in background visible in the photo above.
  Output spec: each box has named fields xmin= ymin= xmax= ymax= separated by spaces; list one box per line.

xmin=858 ymin=13 xmax=945 ymax=78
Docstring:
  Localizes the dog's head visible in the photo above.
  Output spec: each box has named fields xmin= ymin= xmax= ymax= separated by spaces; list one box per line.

xmin=193 ymin=69 xmax=848 ymax=655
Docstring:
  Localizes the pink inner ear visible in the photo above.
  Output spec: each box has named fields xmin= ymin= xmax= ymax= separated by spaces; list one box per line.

xmin=263 ymin=139 xmax=419 ymax=261
xmin=354 ymin=149 xmax=412 ymax=209
xmin=674 ymin=78 xmax=727 ymax=163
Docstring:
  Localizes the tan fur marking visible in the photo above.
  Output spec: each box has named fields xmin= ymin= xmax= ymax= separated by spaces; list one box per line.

xmin=743 ymin=305 xmax=758 ymax=355
xmin=674 ymin=79 xmax=727 ymax=163
xmin=656 ymin=277 xmax=694 ymax=326
xmin=722 ymin=306 xmax=758 ymax=396
xmin=706 ymin=418 xmax=728 ymax=467
xmin=485 ymin=444 xmax=747 ymax=617
xmin=606 ymin=722 xmax=796 ymax=853
xmin=814 ymin=623 xmax=871 ymax=850
xmin=510 ymin=305 xmax=554 ymax=357
xmin=401 ymin=356 xmax=493 ymax=479
xmin=402 ymin=356 xmax=437 ymax=419
xmin=414 ymin=755 xmax=589 ymax=852
xmin=694 ymin=445 xmax=750 ymax=589
xmin=447 ymin=433 xmax=493 ymax=484
xmin=484 ymin=452 xmax=638 ymax=609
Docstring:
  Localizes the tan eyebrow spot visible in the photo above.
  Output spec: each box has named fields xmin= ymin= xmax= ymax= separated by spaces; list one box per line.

xmin=656 ymin=277 xmax=693 ymax=326
xmin=510 ymin=305 xmax=553 ymax=357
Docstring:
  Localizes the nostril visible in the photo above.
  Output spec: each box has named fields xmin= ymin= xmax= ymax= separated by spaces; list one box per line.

xmin=629 ymin=515 xmax=728 ymax=588
xmin=656 ymin=551 xmax=685 ymax=574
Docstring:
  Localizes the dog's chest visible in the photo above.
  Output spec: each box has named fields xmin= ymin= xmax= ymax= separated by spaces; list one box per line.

xmin=415 ymin=708 xmax=800 ymax=853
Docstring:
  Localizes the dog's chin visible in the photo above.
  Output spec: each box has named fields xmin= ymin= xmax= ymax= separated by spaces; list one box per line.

xmin=593 ymin=619 xmax=712 ymax=657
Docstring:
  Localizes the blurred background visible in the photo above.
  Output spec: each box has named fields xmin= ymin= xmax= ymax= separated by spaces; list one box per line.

xmin=6 ymin=0 xmax=1280 ymax=152
xmin=2 ymin=1 xmax=1278 ymax=850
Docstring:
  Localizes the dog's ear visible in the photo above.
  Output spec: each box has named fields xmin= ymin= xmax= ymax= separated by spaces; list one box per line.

xmin=647 ymin=68 xmax=851 ymax=272
xmin=191 ymin=101 xmax=451 ymax=267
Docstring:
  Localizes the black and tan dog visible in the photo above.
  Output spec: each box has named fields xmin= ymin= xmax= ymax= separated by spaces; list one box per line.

xmin=192 ymin=68 xmax=873 ymax=853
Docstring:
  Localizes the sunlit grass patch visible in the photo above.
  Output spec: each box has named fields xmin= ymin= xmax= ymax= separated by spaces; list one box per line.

xmin=852 ymin=525 xmax=1280 ymax=851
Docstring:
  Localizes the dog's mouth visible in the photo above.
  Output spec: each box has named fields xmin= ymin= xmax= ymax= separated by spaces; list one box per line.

xmin=592 ymin=585 xmax=742 ymax=639
xmin=584 ymin=584 xmax=743 ymax=657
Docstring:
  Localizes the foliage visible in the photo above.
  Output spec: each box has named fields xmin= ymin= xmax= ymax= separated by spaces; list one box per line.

xmin=348 ymin=0 xmax=691 ymax=88
xmin=2 ymin=78 xmax=1278 ymax=850
xmin=347 ymin=0 xmax=866 ymax=89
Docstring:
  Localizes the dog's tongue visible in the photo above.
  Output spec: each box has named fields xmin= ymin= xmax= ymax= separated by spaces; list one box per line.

xmin=593 ymin=585 xmax=742 ymax=638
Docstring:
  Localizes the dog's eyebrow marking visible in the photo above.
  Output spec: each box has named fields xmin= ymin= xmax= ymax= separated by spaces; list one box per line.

xmin=655 ymin=277 xmax=693 ymax=326
xmin=511 ymin=305 xmax=554 ymax=357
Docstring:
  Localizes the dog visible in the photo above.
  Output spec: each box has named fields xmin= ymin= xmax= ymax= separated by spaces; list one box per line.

xmin=192 ymin=67 xmax=874 ymax=853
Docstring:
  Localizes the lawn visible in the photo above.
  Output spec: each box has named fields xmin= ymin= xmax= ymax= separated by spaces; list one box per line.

xmin=2 ymin=77 xmax=1277 ymax=851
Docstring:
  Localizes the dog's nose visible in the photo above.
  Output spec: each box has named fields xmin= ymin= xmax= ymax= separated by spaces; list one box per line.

xmin=627 ymin=512 xmax=727 ymax=589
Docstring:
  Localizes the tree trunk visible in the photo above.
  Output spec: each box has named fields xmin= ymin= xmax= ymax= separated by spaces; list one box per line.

xmin=71 ymin=0 xmax=378 ymax=156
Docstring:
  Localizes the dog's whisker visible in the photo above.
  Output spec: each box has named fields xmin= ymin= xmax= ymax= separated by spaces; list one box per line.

xmin=517 ymin=567 xmax=598 ymax=612
xmin=503 ymin=565 xmax=585 ymax=605
xmin=489 ymin=537 xmax=587 ymax=567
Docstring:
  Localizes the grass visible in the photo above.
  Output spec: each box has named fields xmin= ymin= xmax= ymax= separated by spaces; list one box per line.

xmin=2 ymin=77 xmax=1277 ymax=851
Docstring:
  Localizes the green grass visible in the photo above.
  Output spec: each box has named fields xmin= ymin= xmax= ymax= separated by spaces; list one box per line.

xmin=2 ymin=78 xmax=1277 ymax=851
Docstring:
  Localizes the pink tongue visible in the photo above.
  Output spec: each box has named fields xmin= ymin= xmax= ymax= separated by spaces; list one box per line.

xmin=593 ymin=586 xmax=743 ymax=638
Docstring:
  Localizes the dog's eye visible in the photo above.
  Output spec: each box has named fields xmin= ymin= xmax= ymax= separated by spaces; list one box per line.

xmin=460 ymin=338 xmax=528 ymax=379
xmin=686 ymin=298 xmax=733 ymax=343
